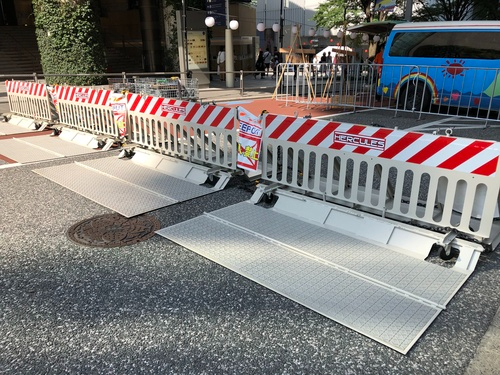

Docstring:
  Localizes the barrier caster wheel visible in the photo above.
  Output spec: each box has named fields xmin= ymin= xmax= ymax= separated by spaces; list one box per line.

xmin=439 ymin=247 xmax=458 ymax=260
xmin=264 ymin=193 xmax=274 ymax=204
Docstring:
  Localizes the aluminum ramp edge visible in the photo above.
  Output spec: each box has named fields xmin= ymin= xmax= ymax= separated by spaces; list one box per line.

xmin=156 ymin=212 xmax=445 ymax=354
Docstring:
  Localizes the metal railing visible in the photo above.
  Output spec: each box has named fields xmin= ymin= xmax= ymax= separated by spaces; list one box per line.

xmin=274 ymin=62 xmax=500 ymax=125
xmin=108 ymin=77 xmax=199 ymax=100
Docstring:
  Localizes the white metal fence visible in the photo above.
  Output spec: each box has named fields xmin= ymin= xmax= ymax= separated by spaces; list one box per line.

xmin=275 ymin=62 xmax=500 ymax=123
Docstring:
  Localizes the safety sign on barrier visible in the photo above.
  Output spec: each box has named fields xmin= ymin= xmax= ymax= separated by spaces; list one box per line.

xmin=46 ymin=85 xmax=60 ymax=114
xmin=236 ymin=108 xmax=264 ymax=171
xmin=109 ymin=93 xmax=127 ymax=137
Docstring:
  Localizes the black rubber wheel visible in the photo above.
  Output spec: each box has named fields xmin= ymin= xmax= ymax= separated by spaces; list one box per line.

xmin=264 ymin=193 xmax=275 ymax=204
xmin=439 ymin=246 xmax=458 ymax=260
xmin=402 ymin=81 xmax=431 ymax=111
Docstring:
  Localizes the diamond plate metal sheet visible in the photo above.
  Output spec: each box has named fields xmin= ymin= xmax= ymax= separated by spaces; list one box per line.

xmin=212 ymin=202 xmax=468 ymax=307
xmin=78 ymin=157 xmax=213 ymax=202
xmin=0 ymin=122 xmax=36 ymax=135
xmin=156 ymin=201 xmax=471 ymax=354
xmin=0 ymin=138 xmax=62 ymax=163
xmin=16 ymin=136 xmax=99 ymax=157
xmin=33 ymin=163 xmax=177 ymax=217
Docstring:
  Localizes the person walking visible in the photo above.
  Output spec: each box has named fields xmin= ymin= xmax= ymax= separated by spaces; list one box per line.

xmin=263 ymin=48 xmax=272 ymax=76
xmin=255 ymin=50 xmax=265 ymax=79
xmin=217 ymin=46 xmax=226 ymax=81
xmin=320 ymin=52 xmax=327 ymax=77
xmin=326 ymin=51 xmax=333 ymax=77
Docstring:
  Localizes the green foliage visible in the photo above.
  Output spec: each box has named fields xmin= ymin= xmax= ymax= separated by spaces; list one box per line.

xmin=410 ymin=0 xmax=498 ymax=21
xmin=33 ymin=0 xmax=107 ymax=85
xmin=313 ymin=0 xmax=368 ymax=30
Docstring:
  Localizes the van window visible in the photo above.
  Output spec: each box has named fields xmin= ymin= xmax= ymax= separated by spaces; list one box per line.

xmin=389 ymin=31 xmax=500 ymax=60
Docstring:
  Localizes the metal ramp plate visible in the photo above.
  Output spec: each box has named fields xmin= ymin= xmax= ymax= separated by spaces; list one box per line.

xmin=15 ymin=136 xmax=99 ymax=157
xmin=33 ymin=156 xmax=218 ymax=217
xmin=0 ymin=136 xmax=98 ymax=164
xmin=0 ymin=138 xmax=62 ymax=163
xmin=79 ymin=157 xmax=213 ymax=202
xmin=0 ymin=122 xmax=36 ymax=135
xmin=156 ymin=201 xmax=470 ymax=354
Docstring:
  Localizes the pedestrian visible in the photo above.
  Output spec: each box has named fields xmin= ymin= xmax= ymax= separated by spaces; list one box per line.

xmin=326 ymin=51 xmax=333 ymax=77
xmin=217 ymin=46 xmax=226 ymax=81
xmin=373 ymin=44 xmax=385 ymax=101
xmin=255 ymin=50 xmax=265 ymax=78
xmin=270 ymin=57 xmax=277 ymax=79
xmin=320 ymin=52 xmax=327 ymax=77
xmin=373 ymin=43 xmax=385 ymax=76
xmin=263 ymin=48 xmax=272 ymax=76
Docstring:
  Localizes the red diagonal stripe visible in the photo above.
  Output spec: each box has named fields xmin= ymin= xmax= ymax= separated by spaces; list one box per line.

xmin=129 ymin=94 xmax=142 ymax=111
xmin=150 ymin=97 xmax=164 ymax=115
xmin=89 ymin=89 xmax=97 ymax=104
xmin=197 ymin=105 xmax=216 ymax=125
xmin=265 ymin=114 xmax=277 ymax=128
xmin=309 ymin=121 xmax=342 ymax=146
xmin=288 ymin=119 xmax=317 ymax=142
xmin=101 ymin=90 xmax=110 ymax=106
xmin=406 ymin=136 xmax=456 ymax=164
xmin=471 ymin=156 xmax=499 ymax=176
xmin=437 ymin=140 xmax=495 ymax=170
xmin=139 ymin=96 xmax=153 ymax=113
xmin=378 ymin=132 xmax=423 ymax=159
xmin=64 ymin=86 xmax=74 ymax=101
xmin=184 ymin=102 xmax=199 ymax=122
xmin=352 ymin=128 xmax=394 ymax=154
xmin=268 ymin=116 xmax=296 ymax=139
xmin=211 ymin=108 xmax=231 ymax=129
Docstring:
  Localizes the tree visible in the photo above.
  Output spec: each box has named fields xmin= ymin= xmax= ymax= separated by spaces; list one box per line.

xmin=414 ymin=0 xmax=500 ymax=21
xmin=313 ymin=0 xmax=372 ymax=31
xmin=32 ymin=0 xmax=107 ymax=86
xmin=312 ymin=0 xmax=404 ymax=57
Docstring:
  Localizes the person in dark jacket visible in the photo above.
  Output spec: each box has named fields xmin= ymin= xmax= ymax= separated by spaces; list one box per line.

xmin=255 ymin=50 xmax=266 ymax=78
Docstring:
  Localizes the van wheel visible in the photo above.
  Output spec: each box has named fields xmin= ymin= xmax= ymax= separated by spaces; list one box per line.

xmin=402 ymin=81 xmax=431 ymax=111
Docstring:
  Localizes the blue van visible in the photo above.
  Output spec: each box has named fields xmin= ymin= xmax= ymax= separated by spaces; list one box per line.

xmin=377 ymin=21 xmax=500 ymax=112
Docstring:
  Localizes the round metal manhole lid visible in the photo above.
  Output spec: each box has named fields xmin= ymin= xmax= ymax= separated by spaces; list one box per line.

xmin=67 ymin=213 xmax=161 ymax=248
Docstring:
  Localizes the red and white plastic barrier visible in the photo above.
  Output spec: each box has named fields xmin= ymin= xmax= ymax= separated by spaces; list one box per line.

xmin=261 ymin=114 xmax=500 ymax=242
xmin=126 ymin=93 xmax=238 ymax=169
xmin=54 ymin=85 xmax=122 ymax=138
xmin=5 ymin=80 xmax=52 ymax=122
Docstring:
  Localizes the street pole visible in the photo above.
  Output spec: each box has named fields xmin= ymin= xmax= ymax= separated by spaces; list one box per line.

xmin=279 ymin=0 xmax=284 ymax=49
xmin=405 ymin=0 xmax=413 ymax=21
xmin=225 ymin=0 xmax=235 ymax=88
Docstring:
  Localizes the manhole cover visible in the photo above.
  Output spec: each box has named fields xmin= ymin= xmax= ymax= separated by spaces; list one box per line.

xmin=67 ymin=213 xmax=161 ymax=248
